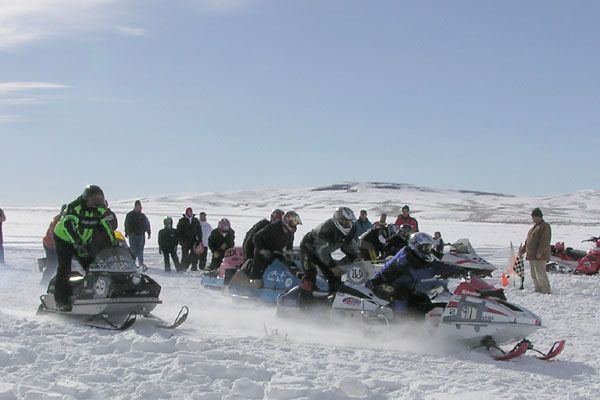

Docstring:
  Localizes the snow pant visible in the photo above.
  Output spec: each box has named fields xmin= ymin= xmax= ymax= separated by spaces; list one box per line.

xmin=180 ymin=241 xmax=198 ymax=271
xmin=0 ymin=243 xmax=4 ymax=264
xmin=529 ymin=260 xmax=551 ymax=294
xmin=128 ymin=234 xmax=146 ymax=266
xmin=41 ymin=244 xmax=58 ymax=286
xmin=209 ymin=252 xmax=225 ymax=271
xmin=198 ymin=246 xmax=208 ymax=270
xmin=54 ymin=236 xmax=94 ymax=305
xmin=162 ymin=249 xmax=180 ymax=272
xmin=301 ymin=253 xmax=341 ymax=295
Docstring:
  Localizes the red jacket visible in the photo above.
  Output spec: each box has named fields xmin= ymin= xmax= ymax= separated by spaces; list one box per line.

xmin=394 ymin=215 xmax=419 ymax=232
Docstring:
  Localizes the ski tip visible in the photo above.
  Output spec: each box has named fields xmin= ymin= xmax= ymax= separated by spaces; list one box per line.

xmin=494 ymin=341 xmax=529 ymax=361
xmin=537 ymin=339 xmax=566 ymax=361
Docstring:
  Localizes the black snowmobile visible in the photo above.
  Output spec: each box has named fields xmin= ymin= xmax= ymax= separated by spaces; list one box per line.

xmin=38 ymin=246 xmax=188 ymax=330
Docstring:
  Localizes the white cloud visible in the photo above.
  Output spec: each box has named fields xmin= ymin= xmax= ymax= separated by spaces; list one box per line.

xmin=0 ymin=97 xmax=43 ymax=105
xmin=0 ymin=0 xmax=123 ymax=49
xmin=116 ymin=26 xmax=147 ymax=37
xmin=0 ymin=81 xmax=69 ymax=93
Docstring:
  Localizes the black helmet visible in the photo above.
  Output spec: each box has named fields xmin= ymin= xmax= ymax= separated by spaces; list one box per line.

xmin=82 ymin=185 xmax=105 ymax=207
xmin=408 ymin=232 xmax=435 ymax=262
xmin=164 ymin=216 xmax=173 ymax=227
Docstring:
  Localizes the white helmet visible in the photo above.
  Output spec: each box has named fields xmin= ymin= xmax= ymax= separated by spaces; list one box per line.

xmin=333 ymin=207 xmax=356 ymax=235
xmin=408 ymin=232 xmax=435 ymax=262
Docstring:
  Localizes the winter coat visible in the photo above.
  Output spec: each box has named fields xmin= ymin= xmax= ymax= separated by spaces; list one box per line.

xmin=524 ymin=220 xmax=551 ymax=261
xmin=243 ymin=219 xmax=270 ymax=259
xmin=359 ymin=225 xmax=388 ymax=253
xmin=300 ymin=218 xmax=358 ymax=268
xmin=369 ymin=247 xmax=458 ymax=294
xmin=208 ymin=228 xmax=235 ymax=256
xmin=54 ymin=196 xmax=116 ymax=256
xmin=43 ymin=214 xmax=61 ymax=249
xmin=124 ymin=210 xmax=151 ymax=236
xmin=158 ymin=227 xmax=179 ymax=252
xmin=253 ymin=220 xmax=294 ymax=259
xmin=394 ymin=215 xmax=419 ymax=232
xmin=354 ymin=218 xmax=372 ymax=240
xmin=383 ymin=233 xmax=409 ymax=258
xmin=176 ymin=215 xmax=202 ymax=245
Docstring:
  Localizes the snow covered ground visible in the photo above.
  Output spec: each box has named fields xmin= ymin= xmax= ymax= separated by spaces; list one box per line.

xmin=1 ymin=183 xmax=599 ymax=399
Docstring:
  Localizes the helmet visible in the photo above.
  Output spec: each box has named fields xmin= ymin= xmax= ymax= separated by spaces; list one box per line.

xmin=218 ymin=218 xmax=231 ymax=231
xmin=82 ymin=185 xmax=105 ymax=207
xmin=164 ymin=216 xmax=173 ymax=227
xmin=399 ymin=224 xmax=414 ymax=238
xmin=270 ymin=208 xmax=285 ymax=222
xmin=283 ymin=211 xmax=302 ymax=232
xmin=333 ymin=207 xmax=356 ymax=235
xmin=408 ymin=232 xmax=435 ymax=262
xmin=386 ymin=224 xmax=399 ymax=237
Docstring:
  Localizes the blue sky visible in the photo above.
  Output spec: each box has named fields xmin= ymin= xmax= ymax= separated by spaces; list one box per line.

xmin=1 ymin=0 xmax=599 ymax=206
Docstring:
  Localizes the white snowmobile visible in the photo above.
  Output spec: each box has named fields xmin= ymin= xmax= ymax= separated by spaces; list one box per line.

xmin=39 ymin=246 xmax=188 ymax=330
xmin=277 ymin=262 xmax=564 ymax=361
xmin=440 ymin=238 xmax=496 ymax=277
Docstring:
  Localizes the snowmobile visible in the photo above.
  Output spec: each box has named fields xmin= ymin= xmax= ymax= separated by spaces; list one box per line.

xmin=277 ymin=263 xmax=564 ymax=361
xmin=546 ymin=237 xmax=600 ymax=275
xmin=38 ymin=246 xmax=188 ymax=330
xmin=439 ymin=239 xmax=496 ymax=277
xmin=546 ymin=241 xmax=587 ymax=274
xmin=201 ymin=249 xmax=331 ymax=304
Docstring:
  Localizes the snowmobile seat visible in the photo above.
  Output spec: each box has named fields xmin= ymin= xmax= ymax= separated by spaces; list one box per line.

xmin=565 ymin=247 xmax=587 ymax=260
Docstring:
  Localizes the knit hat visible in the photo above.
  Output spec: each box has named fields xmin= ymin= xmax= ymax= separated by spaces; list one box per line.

xmin=531 ymin=207 xmax=543 ymax=217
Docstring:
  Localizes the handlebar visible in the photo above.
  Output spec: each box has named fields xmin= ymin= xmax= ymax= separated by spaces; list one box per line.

xmin=582 ymin=237 xmax=599 ymax=243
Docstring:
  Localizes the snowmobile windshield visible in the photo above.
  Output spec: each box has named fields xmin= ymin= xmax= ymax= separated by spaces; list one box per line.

xmin=89 ymin=247 xmax=138 ymax=272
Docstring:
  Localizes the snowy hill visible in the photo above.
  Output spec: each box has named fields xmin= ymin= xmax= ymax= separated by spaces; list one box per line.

xmin=1 ymin=182 xmax=599 ymax=399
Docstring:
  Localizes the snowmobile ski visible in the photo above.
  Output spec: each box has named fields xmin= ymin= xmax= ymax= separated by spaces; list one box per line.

xmin=530 ymin=339 xmax=566 ymax=361
xmin=85 ymin=312 xmax=137 ymax=331
xmin=493 ymin=340 xmax=529 ymax=361
xmin=149 ymin=306 xmax=189 ymax=329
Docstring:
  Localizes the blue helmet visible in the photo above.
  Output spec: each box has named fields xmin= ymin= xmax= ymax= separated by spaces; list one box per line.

xmin=408 ymin=232 xmax=435 ymax=262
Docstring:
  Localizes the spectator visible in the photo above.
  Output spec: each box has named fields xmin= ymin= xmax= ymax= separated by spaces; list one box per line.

xmin=519 ymin=208 xmax=552 ymax=294
xmin=41 ymin=204 xmax=67 ymax=285
xmin=0 ymin=207 xmax=6 ymax=265
xmin=177 ymin=207 xmax=202 ymax=271
xmin=354 ymin=209 xmax=372 ymax=240
xmin=208 ymin=218 xmax=235 ymax=270
xmin=378 ymin=213 xmax=387 ymax=227
xmin=124 ymin=200 xmax=151 ymax=267
xmin=158 ymin=216 xmax=180 ymax=272
xmin=394 ymin=205 xmax=419 ymax=232
xmin=198 ymin=212 xmax=213 ymax=270
xmin=432 ymin=231 xmax=444 ymax=259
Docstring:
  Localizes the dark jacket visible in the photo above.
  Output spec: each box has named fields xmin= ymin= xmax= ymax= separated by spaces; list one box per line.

xmin=243 ymin=219 xmax=270 ymax=259
xmin=359 ymin=225 xmax=388 ymax=253
xmin=124 ymin=210 xmax=151 ymax=236
xmin=253 ymin=220 xmax=294 ymax=259
xmin=158 ymin=227 xmax=179 ymax=252
xmin=354 ymin=218 xmax=372 ymax=240
xmin=300 ymin=218 xmax=358 ymax=268
xmin=176 ymin=215 xmax=202 ymax=245
xmin=208 ymin=228 xmax=235 ymax=254
xmin=369 ymin=247 xmax=458 ymax=293
xmin=383 ymin=233 xmax=409 ymax=258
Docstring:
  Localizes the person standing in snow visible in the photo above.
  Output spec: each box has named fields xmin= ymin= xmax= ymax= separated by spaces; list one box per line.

xmin=394 ymin=205 xmax=419 ymax=232
xmin=124 ymin=200 xmax=151 ymax=268
xmin=177 ymin=207 xmax=202 ymax=271
xmin=40 ymin=204 xmax=67 ymax=284
xmin=158 ymin=216 xmax=180 ymax=272
xmin=519 ymin=208 xmax=552 ymax=294
xmin=432 ymin=231 xmax=444 ymax=259
xmin=208 ymin=218 xmax=235 ymax=270
xmin=198 ymin=212 xmax=213 ymax=270
xmin=0 ymin=207 xmax=6 ymax=265
xmin=53 ymin=185 xmax=116 ymax=310
xmin=353 ymin=209 xmax=372 ymax=240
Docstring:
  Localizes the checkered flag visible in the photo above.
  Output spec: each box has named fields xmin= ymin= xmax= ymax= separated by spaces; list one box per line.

xmin=514 ymin=254 xmax=525 ymax=279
